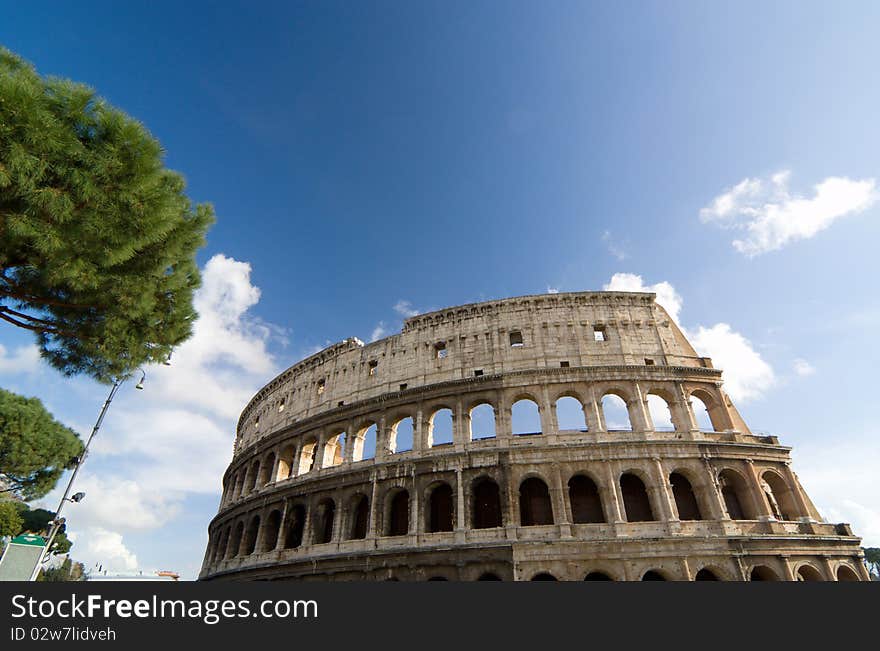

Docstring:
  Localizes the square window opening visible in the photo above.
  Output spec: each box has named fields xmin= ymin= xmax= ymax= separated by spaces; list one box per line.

xmin=509 ymin=331 xmax=524 ymax=347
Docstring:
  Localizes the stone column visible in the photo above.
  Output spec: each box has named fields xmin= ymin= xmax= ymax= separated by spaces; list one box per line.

xmin=779 ymin=556 xmax=796 ymax=581
xmin=453 ymin=398 xmax=466 ymax=448
xmin=603 ymin=462 xmax=624 ymax=523
xmin=376 ymin=414 xmax=390 ymax=460
xmin=541 ymin=385 xmax=558 ymax=434
xmin=551 ymin=464 xmax=571 ymax=532
xmin=455 ymin=469 xmax=466 ymax=532
xmin=743 ymin=459 xmax=775 ymax=520
xmin=368 ymin=474 xmax=380 ymax=538
xmin=586 ymin=384 xmax=604 ymax=432
xmin=410 ymin=474 xmax=420 ymax=537
xmin=343 ymin=420 xmax=357 ymax=463
xmin=629 ymin=382 xmax=652 ymax=432
xmin=651 ymin=457 xmax=676 ymax=521
xmin=700 ymin=457 xmax=729 ymax=520
xmin=275 ymin=499 xmax=290 ymax=551
xmin=312 ymin=432 xmax=326 ymax=471
xmin=674 ymin=383 xmax=698 ymax=431
xmin=820 ymin=556 xmax=836 ymax=581
xmin=495 ymin=390 xmax=511 ymax=440
xmin=413 ymin=406 xmax=425 ymax=452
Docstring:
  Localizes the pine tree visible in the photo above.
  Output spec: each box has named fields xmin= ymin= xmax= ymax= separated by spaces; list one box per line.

xmin=0 ymin=388 xmax=83 ymax=501
xmin=0 ymin=47 xmax=214 ymax=381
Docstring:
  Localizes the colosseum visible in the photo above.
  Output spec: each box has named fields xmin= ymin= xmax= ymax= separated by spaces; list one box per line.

xmin=199 ymin=291 xmax=868 ymax=581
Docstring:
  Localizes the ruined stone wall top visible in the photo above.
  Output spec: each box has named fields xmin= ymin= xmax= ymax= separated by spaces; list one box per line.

xmin=235 ymin=291 xmax=704 ymax=446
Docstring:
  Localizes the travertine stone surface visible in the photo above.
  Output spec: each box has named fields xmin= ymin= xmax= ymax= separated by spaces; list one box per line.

xmin=199 ymin=292 xmax=866 ymax=581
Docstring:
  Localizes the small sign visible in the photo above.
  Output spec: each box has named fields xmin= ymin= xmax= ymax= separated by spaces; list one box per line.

xmin=0 ymin=534 xmax=48 ymax=581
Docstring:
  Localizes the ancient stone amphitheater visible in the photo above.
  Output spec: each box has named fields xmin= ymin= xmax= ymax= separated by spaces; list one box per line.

xmin=199 ymin=291 xmax=867 ymax=581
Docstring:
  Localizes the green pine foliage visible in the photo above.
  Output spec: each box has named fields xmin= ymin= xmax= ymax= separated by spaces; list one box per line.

xmin=0 ymin=388 xmax=84 ymax=500
xmin=0 ymin=499 xmax=23 ymax=538
xmin=0 ymin=47 xmax=214 ymax=381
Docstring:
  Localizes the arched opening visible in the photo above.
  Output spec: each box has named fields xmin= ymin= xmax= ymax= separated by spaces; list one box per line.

xmin=601 ymin=393 xmax=631 ymax=431
xmin=568 ymin=475 xmax=605 ymax=523
xmin=749 ymin=566 xmax=780 ymax=581
xmin=620 ymin=473 xmax=654 ymax=522
xmin=391 ymin=417 xmax=414 ymax=453
xmin=262 ymin=510 xmax=281 ymax=551
xmin=247 ymin=460 xmax=261 ymax=493
xmin=349 ymin=494 xmax=369 ymax=540
xmin=232 ymin=472 xmax=245 ymax=501
xmin=429 ymin=409 xmax=454 ymax=447
xmin=584 ymin=572 xmax=613 ymax=581
xmin=427 ymin=483 xmax=454 ymax=532
xmin=511 ymin=398 xmax=541 ymax=436
xmin=670 ymin=472 xmax=703 ymax=520
xmin=472 ymin=478 xmax=503 ymax=529
xmin=761 ymin=471 xmax=799 ymax=521
xmin=298 ymin=439 xmax=317 ymax=474
xmin=469 ymin=403 xmax=496 ymax=440
xmin=641 ymin=570 xmax=666 ymax=581
xmin=258 ymin=453 xmax=276 ymax=486
xmin=519 ymin=477 xmax=554 ymax=526
xmin=695 ymin=568 xmax=720 ymax=581
xmin=555 ymin=396 xmax=586 ymax=432
xmin=215 ymin=527 xmax=230 ymax=562
xmin=718 ymin=469 xmax=755 ymax=520
xmin=531 ymin=573 xmax=557 ymax=581
xmin=797 ymin=565 xmax=824 ymax=582
xmin=284 ymin=505 xmax=305 ymax=549
xmin=387 ymin=490 xmax=410 ymax=536
xmin=836 ymin=565 xmax=860 ymax=582
xmin=478 ymin=573 xmax=502 ymax=581
xmin=353 ymin=423 xmax=377 ymax=461
xmin=277 ymin=446 xmax=295 ymax=480
xmin=314 ymin=499 xmax=335 ymax=544
xmin=322 ymin=433 xmax=346 ymax=468
xmin=647 ymin=394 xmax=675 ymax=431
xmin=228 ymin=521 xmax=244 ymax=558
xmin=243 ymin=515 xmax=260 ymax=555
xmin=689 ymin=390 xmax=723 ymax=432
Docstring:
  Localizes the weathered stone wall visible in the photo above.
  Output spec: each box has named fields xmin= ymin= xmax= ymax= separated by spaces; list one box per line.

xmin=199 ymin=292 xmax=867 ymax=582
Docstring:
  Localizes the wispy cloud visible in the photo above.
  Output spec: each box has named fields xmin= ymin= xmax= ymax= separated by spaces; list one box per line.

xmin=393 ymin=300 xmax=420 ymax=318
xmin=370 ymin=322 xmax=388 ymax=342
xmin=793 ymin=358 xmax=816 ymax=377
xmin=601 ymin=230 xmax=628 ymax=261
xmin=700 ymin=171 xmax=877 ymax=256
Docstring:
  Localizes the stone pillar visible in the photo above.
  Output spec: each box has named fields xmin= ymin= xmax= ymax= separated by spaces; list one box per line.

xmin=779 ymin=556 xmax=796 ymax=581
xmin=603 ymin=462 xmax=624 ymax=523
xmin=495 ymin=390 xmax=511 ymax=439
xmin=651 ymin=457 xmax=676 ymax=521
xmin=410 ymin=475 xmax=420 ymax=536
xmin=551 ymin=463 xmax=571 ymax=530
xmin=455 ymin=469 xmax=466 ymax=531
xmin=343 ymin=420 xmax=357 ymax=463
xmin=453 ymin=398 xmax=466 ymax=448
xmin=312 ymin=432 xmax=326 ymax=471
xmin=541 ymin=385 xmax=557 ymax=434
xmin=701 ymin=457 xmax=729 ymax=520
xmin=820 ymin=556 xmax=836 ymax=581
xmin=629 ymin=382 xmax=652 ymax=432
xmin=744 ymin=459 xmax=775 ymax=519
xmin=585 ymin=385 xmax=604 ymax=432
xmin=275 ymin=499 xmax=290 ymax=551
xmin=674 ymin=383 xmax=698 ymax=431
xmin=368 ymin=474 xmax=380 ymax=538
xmin=376 ymin=414 xmax=390 ymax=460
xmin=413 ymin=407 xmax=425 ymax=452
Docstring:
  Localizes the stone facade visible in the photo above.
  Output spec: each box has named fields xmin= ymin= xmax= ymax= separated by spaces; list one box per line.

xmin=199 ymin=291 xmax=867 ymax=581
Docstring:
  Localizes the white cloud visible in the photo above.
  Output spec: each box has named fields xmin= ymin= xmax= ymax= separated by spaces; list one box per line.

xmin=370 ymin=322 xmax=388 ymax=342
xmin=68 ymin=528 xmax=139 ymax=573
xmin=601 ymin=230 xmax=628 ymax=261
xmin=604 ymin=272 xmax=683 ymax=324
xmin=36 ymin=253 xmax=283 ymax=576
xmin=688 ymin=324 xmax=775 ymax=402
xmin=793 ymin=358 xmax=816 ymax=377
xmin=393 ymin=300 xmax=420 ymax=318
xmin=604 ymin=273 xmax=774 ymax=402
xmin=0 ymin=343 xmax=41 ymax=375
xmin=700 ymin=171 xmax=877 ymax=256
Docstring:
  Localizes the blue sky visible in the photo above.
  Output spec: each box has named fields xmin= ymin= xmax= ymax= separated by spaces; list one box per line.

xmin=1 ymin=1 xmax=878 ymax=578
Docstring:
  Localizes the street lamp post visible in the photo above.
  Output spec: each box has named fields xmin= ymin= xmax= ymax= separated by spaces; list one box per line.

xmin=28 ymin=369 xmax=145 ymax=581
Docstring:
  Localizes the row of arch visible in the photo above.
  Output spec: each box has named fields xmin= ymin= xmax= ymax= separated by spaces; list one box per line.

xmin=527 ymin=563 xmax=862 ymax=581
xmin=224 ymin=384 xmax=728 ymax=505
xmin=209 ymin=463 xmax=810 ymax=565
